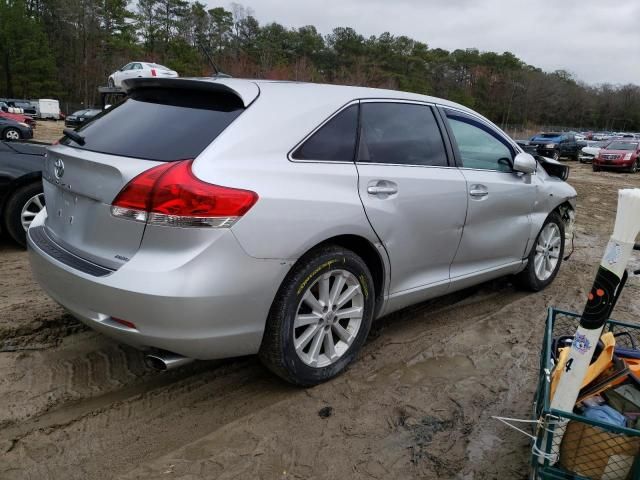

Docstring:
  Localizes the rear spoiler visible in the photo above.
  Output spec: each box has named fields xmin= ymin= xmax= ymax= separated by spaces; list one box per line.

xmin=121 ymin=77 xmax=260 ymax=107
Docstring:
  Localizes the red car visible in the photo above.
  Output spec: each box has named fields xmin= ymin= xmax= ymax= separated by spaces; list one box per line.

xmin=593 ymin=140 xmax=640 ymax=173
xmin=0 ymin=111 xmax=36 ymax=129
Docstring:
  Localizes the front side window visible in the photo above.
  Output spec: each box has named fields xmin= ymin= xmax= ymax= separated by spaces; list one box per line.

xmin=358 ymin=103 xmax=447 ymax=167
xmin=291 ymin=104 xmax=358 ymax=162
xmin=446 ymin=113 xmax=513 ymax=172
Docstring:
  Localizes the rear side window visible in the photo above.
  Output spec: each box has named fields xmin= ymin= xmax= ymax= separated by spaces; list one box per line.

xmin=292 ymin=105 xmax=358 ymax=161
xmin=61 ymin=88 xmax=244 ymax=161
xmin=358 ymin=103 xmax=448 ymax=166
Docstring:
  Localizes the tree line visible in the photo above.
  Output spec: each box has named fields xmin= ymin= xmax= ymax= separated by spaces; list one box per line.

xmin=1 ymin=0 xmax=639 ymax=131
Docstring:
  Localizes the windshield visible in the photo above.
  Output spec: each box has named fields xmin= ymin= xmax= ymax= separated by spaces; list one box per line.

xmin=539 ymin=133 xmax=562 ymax=139
xmin=606 ymin=141 xmax=638 ymax=151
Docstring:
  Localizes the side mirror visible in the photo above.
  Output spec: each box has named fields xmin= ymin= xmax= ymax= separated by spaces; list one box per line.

xmin=513 ymin=152 xmax=537 ymax=174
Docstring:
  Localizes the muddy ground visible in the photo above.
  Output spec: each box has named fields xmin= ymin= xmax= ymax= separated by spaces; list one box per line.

xmin=1 ymin=164 xmax=639 ymax=479
xmin=32 ymin=120 xmax=64 ymax=143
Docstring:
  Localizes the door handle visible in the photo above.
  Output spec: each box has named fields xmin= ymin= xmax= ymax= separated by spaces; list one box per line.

xmin=367 ymin=180 xmax=398 ymax=196
xmin=469 ymin=184 xmax=488 ymax=198
xmin=368 ymin=185 xmax=398 ymax=195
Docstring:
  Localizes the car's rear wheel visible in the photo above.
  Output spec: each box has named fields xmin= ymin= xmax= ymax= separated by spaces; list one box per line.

xmin=3 ymin=182 xmax=45 ymax=247
xmin=3 ymin=127 xmax=21 ymax=141
xmin=259 ymin=245 xmax=375 ymax=386
xmin=516 ymin=212 xmax=565 ymax=292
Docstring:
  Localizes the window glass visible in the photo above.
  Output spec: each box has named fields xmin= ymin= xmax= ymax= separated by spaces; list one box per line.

xmin=61 ymin=88 xmax=244 ymax=161
xmin=134 ymin=63 xmax=143 ymax=70
xmin=358 ymin=103 xmax=447 ymax=166
xmin=292 ymin=105 xmax=358 ymax=161
xmin=446 ymin=114 xmax=513 ymax=172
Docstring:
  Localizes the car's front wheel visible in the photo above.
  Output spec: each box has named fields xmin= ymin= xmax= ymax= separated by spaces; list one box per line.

xmin=259 ymin=245 xmax=375 ymax=386
xmin=629 ymin=161 xmax=638 ymax=174
xmin=3 ymin=127 xmax=21 ymax=141
xmin=552 ymin=151 xmax=560 ymax=161
xmin=516 ymin=212 xmax=565 ymax=292
xmin=2 ymin=182 xmax=45 ymax=247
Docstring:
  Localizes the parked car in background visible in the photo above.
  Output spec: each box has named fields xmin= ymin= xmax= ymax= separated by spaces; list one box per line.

xmin=107 ymin=62 xmax=178 ymax=88
xmin=0 ymin=140 xmax=46 ymax=246
xmin=528 ymin=132 xmax=579 ymax=160
xmin=592 ymin=140 xmax=640 ymax=172
xmin=579 ymin=140 xmax=610 ymax=163
xmin=28 ymin=78 xmax=577 ymax=386
xmin=0 ymin=110 xmax=36 ymax=129
xmin=8 ymin=100 xmax=37 ymax=117
xmin=0 ymin=117 xmax=33 ymax=141
xmin=64 ymin=109 xmax=101 ymax=128
xmin=514 ymin=139 xmax=538 ymax=155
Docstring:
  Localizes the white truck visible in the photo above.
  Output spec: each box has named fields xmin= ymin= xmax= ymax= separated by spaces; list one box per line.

xmin=34 ymin=99 xmax=60 ymax=120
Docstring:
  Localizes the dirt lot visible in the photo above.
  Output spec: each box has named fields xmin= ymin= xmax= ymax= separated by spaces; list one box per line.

xmin=32 ymin=120 xmax=65 ymax=143
xmin=1 ymin=164 xmax=640 ymax=479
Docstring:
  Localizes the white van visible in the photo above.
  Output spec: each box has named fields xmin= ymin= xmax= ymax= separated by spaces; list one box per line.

xmin=36 ymin=99 xmax=60 ymax=120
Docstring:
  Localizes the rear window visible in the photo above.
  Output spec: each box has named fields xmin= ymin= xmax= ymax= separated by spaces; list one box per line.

xmin=61 ymin=88 xmax=244 ymax=161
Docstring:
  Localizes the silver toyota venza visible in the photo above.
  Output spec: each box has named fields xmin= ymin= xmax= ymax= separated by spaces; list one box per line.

xmin=28 ymin=78 xmax=577 ymax=386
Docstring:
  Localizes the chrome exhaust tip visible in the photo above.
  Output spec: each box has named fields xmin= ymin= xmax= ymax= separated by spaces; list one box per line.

xmin=144 ymin=351 xmax=194 ymax=371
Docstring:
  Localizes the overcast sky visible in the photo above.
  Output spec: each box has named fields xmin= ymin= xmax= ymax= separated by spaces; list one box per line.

xmin=220 ymin=0 xmax=640 ymax=86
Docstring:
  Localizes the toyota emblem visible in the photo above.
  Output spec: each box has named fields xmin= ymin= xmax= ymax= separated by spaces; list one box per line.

xmin=54 ymin=158 xmax=65 ymax=179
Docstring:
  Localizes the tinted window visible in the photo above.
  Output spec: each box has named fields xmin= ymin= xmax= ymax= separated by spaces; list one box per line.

xmin=292 ymin=105 xmax=358 ymax=161
xmin=61 ymin=88 xmax=244 ymax=161
xmin=358 ymin=103 xmax=447 ymax=166
xmin=446 ymin=114 xmax=513 ymax=172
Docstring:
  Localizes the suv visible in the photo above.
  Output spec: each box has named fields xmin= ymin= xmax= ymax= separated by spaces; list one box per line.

xmin=529 ymin=132 xmax=579 ymax=160
xmin=593 ymin=140 xmax=640 ymax=172
xmin=28 ymin=78 xmax=577 ymax=386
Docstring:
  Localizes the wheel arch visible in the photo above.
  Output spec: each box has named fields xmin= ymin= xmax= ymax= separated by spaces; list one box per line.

xmin=526 ymin=200 xmax=575 ymax=258
xmin=288 ymin=234 xmax=387 ymax=318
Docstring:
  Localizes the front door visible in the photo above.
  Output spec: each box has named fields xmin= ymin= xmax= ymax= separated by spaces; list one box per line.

xmin=356 ymin=101 xmax=468 ymax=309
xmin=443 ymin=109 xmax=537 ymax=280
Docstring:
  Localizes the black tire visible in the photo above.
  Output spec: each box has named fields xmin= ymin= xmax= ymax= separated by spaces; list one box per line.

xmin=516 ymin=212 xmax=565 ymax=292
xmin=259 ymin=245 xmax=375 ymax=386
xmin=593 ymin=165 xmax=600 ymax=172
xmin=2 ymin=182 xmax=44 ymax=247
xmin=3 ymin=127 xmax=21 ymax=141
xmin=629 ymin=161 xmax=638 ymax=174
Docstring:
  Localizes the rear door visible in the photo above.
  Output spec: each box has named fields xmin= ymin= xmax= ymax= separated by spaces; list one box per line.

xmin=442 ymin=108 xmax=536 ymax=279
xmin=42 ymin=82 xmax=256 ymax=269
xmin=356 ymin=101 xmax=468 ymax=305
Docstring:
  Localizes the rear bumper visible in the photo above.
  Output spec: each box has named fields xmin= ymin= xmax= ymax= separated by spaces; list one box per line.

xmin=27 ymin=210 xmax=291 ymax=360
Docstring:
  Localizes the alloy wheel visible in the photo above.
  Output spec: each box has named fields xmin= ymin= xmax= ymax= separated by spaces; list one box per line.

xmin=534 ymin=223 xmax=561 ymax=281
xmin=21 ymin=193 xmax=45 ymax=231
xmin=5 ymin=129 xmax=20 ymax=141
xmin=293 ymin=269 xmax=364 ymax=368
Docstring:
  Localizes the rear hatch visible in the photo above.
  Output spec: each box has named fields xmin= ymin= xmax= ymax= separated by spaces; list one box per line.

xmin=42 ymin=79 xmax=257 ymax=270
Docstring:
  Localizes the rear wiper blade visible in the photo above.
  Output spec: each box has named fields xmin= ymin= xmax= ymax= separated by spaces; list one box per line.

xmin=63 ymin=128 xmax=85 ymax=145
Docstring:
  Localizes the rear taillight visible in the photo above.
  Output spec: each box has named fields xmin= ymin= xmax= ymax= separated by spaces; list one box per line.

xmin=151 ymin=68 xmax=157 ymax=77
xmin=111 ymin=159 xmax=258 ymax=228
